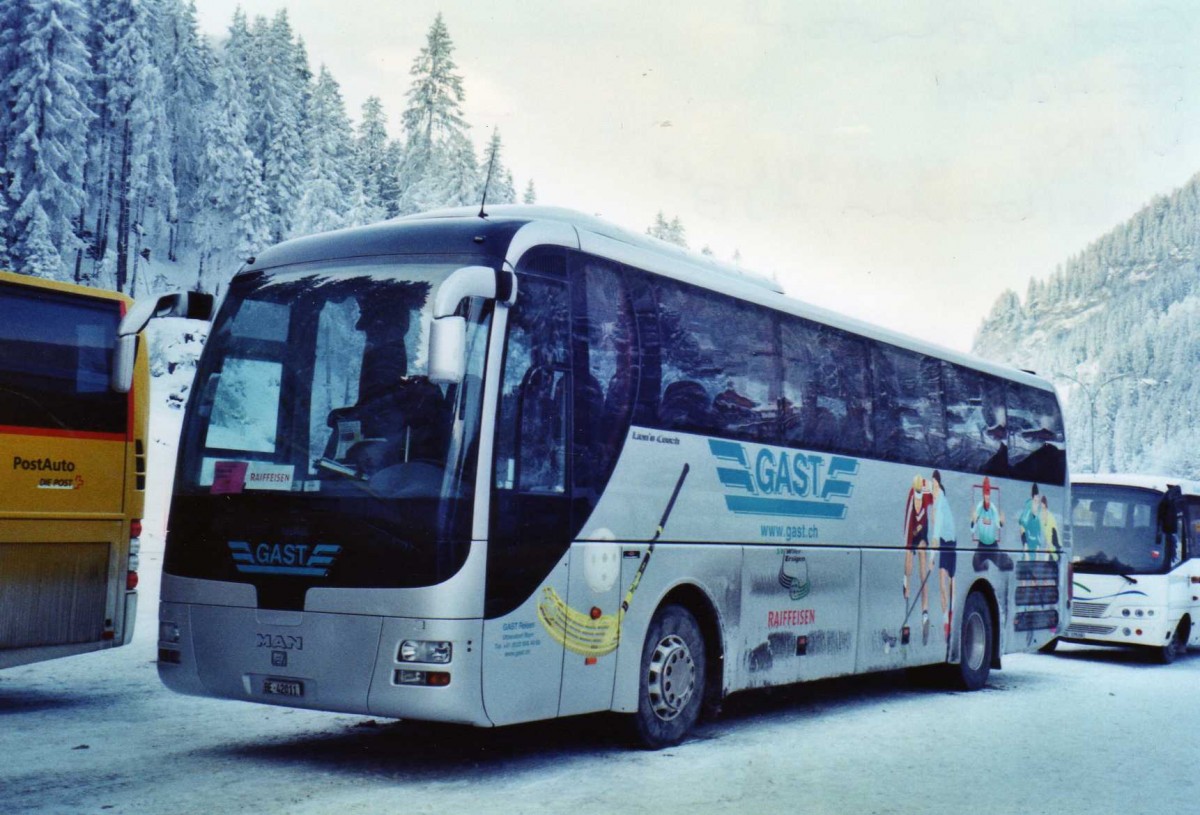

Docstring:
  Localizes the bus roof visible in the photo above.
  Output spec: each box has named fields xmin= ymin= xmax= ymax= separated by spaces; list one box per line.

xmin=0 ymin=270 xmax=132 ymax=307
xmin=243 ymin=206 xmax=1055 ymax=393
xmin=1073 ymin=473 xmax=1200 ymax=496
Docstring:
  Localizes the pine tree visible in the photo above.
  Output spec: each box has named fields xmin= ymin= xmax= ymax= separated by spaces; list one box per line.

xmin=93 ymin=0 xmax=173 ymax=292
xmin=479 ymin=130 xmax=515 ymax=205
xmin=0 ymin=0 xmax=19 ymax=266
xmin=355 ymin=96 xmax=393 ymax=219
xmin=294 ymin=65 xmax=357 ymax=235
xmin=159 ymin=0 xmax=214 ymax=262
xmin=523 ymin=179 xmax=537 ymax=205
xmin=397 ymin=13 xmax=469 ymax=214
xmin=6 ymin=0 xmax=95 ymax=280
xmin=256 ymin=10 xmax=307 ymax=241
xmin=194 ymin=58 xmax=269 ymax=287
xmin=647 ymin=211 xmax=687 ymax=247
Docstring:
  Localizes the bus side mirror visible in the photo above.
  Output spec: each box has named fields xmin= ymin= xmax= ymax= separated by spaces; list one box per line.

xmin=428 ymin=316 xmax=466 ymax=384
xmin=427 ymin=265 xmax=516 ymax=385
xmin=111 ymin=291 xmax=215 ymax=393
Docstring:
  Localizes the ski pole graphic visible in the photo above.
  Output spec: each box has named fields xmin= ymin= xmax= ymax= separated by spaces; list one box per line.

xmin=537 ymin=462 xmax=691 ymax=657
xmin=621 ymin=462 xmax=690 ymax=615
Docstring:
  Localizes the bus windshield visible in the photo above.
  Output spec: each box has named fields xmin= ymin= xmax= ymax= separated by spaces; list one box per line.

xmin=1071 ymin=485 xmax=1166 ymax=575
xmin=168 ymin=259 xmax=493 ymax=601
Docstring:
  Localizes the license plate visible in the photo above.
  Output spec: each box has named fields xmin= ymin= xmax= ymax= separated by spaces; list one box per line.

xmin=263 ymin=678 xmax=304 ymax=697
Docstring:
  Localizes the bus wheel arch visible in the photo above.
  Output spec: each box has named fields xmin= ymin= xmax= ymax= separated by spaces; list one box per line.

xmin=659 ymin=583 xmax=725 ymax=717
xmin=628 ymin=586 xmax=722 ymax=749
xmin=1159 ymin=616 xmax=1190 ymax=664
xmin=952 ymin=581 xmax=999 ymax=690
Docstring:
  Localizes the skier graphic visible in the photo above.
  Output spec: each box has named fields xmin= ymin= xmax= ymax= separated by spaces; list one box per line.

xmin=903 ymin=474 xmax=934 ymax=644
xmin=971 ymin=477 xmax=1013 ymax=572
xmin=1018 ymin=483 xmax=1043 ymax=560
xmin=929 ymin=470 xmax=957 ymax=642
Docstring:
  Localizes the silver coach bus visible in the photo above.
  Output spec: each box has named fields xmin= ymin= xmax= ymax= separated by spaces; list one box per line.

xmin=157 ymin=207 xmax=1069 ymax=746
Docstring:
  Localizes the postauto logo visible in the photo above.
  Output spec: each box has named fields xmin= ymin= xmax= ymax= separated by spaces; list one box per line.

xmin=708 ymin=440 xmax=859 ymax=519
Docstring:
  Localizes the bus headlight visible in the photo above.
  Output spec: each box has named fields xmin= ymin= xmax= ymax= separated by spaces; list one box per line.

xmin=399 ymin=640 xmax=452 ymax=664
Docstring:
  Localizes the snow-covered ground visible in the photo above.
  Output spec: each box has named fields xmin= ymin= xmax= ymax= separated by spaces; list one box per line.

xmin=2 ymin=374 xmax=1199 ymax=814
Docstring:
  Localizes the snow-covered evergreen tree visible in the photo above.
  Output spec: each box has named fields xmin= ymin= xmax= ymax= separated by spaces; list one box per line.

xmin=397 ymin=13 xmax=469 ymax=214
xmin=294 ymin=65 xmax=358 ymax=235
xmin=647 ymin=210 xmax=687 ymax=247
xmin=6 ymin=0 xmax=94 ymax=279
xmin=479 ymin=130 xmax=515 ymax=205
xmin=92 ymin=0 xmax=173 ymax=292
xmin=355 ymin=96 xmax=393 ymax=219
xmin=194 ymin=58 xmax=269 ymax=288
xmin=523 ymin=179 xmax=537 ymax=205
xmin=0 ymin=0 xmax=19 ymax=267
xmin=159 ymin=0 xmax=213 ymax=262
xmin=252 ymin=10 xmax=307 ymax=242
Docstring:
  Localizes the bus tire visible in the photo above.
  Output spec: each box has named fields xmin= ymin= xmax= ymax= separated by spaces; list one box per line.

xmin=953 ymin=591 xmax=993 ymax=690
xmin=1157 ymin=623 xmax=1187 ymax=664
xmin=630 ymin=604 xmax=706 ymax=749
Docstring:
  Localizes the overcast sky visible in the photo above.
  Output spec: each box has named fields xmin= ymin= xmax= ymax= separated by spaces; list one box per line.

xmin=195 ymin=1 xmax=1200 ymax=353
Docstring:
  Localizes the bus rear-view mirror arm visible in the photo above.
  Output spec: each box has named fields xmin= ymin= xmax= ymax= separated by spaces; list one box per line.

xmin=111 ymin=291 xmax=215 ymax=393
xmin=428 ymin=265 xmax=516 ymax=384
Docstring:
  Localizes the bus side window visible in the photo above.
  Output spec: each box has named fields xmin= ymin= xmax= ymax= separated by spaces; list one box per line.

xmin=870 ymin=344 xmax=945 ymax=463
xmin=1007 ymin=384 xmax=1066 ymax=485
xmin=651 ymin=277 xmax=780 ymax=443
xmin=488 ymin=270 xmax=572 ymax=617
xmin=570 ymin=256 xmax=637 ymax=510
xmin=781 ymin=318 xmax=873 ymax=455
xmin=942 ymin=363 xmax=1007 ymax=475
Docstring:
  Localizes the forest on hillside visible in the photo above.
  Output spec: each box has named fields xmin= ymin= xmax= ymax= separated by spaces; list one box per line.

xmin=0 ymin=2 xmax=528 ymax=295
xmin=974 ymin=172 xmax=1200 ymax=477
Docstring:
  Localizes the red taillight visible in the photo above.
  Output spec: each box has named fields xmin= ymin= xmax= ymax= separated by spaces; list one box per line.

xmin=130 ymin=519 xmax=143 ymax=538
xmin=127 ymin=570 xmax=139 ymax=591
xmin=426 ymin=672 xmax=451 ymax=686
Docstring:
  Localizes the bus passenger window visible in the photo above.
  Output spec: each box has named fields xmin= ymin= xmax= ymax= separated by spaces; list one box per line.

xmin=942 ymin=363 xmax=1007 ymax=475
xmin=494 ymin=276 xmax=569 ymax=494
xmin=781 ymin=318 xmax=872 ymax=455
xmin=652 ymin=278 xmax=779 ymax=442
xmin=1007 ymin=384 xmax=1066 ymax=485
xmin=870 ymin=344 xmax=945 ymax=463
xmin=573 ymin=258 xmax=637 ymax=495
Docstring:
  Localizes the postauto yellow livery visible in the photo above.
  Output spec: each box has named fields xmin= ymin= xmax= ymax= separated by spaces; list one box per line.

xmin=0 ymin=270 xmax=148 ymax=669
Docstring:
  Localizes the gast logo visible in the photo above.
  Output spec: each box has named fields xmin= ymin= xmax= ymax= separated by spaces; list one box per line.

xmin=709 ymin=440 xmax=858 ymax=519
xmin=228 ymin=541 xmax=342 ymax=577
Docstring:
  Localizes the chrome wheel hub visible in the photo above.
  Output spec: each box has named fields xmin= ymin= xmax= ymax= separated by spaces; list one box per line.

xmin=964 ymin=611 xmax=986 ymax=671
xmin=647 ymin=634 xmax=696 ymax=721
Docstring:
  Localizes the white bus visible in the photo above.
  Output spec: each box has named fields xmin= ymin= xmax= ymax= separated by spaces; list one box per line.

xmin=1064 ymin=473 xmax=1198 ymax=662
xmin=157 ymin=207 xmax=1069 ymax=746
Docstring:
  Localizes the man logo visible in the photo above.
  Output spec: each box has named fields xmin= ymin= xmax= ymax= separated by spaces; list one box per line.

xmin=779 ymin=551 xmax=811 ymax=601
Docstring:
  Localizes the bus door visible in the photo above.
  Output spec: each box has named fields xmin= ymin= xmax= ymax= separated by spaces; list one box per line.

xmin=558 ymin=254 xmax=639 ymax=717
xmin=1185 ymin=497 xmax=1200 ymax=646
xmin=482 ymin=269 xmax=573 ymax=725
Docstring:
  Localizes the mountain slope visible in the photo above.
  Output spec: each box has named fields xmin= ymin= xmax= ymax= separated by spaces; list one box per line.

xmin=973 ymin=173 xmax=1200 ymax=477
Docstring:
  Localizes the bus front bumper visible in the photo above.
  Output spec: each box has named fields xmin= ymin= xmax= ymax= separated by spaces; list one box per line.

xmin=158 ymin=602 xmax=490 ymax=726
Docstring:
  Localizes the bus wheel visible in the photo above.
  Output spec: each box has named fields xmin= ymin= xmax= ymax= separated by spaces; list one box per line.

xmin=1158 ymin=623 xmax=1187 ymax=664
xmin=953 ymin=591 xmax=993 ymax=690
xmin=631 ymin=604 xmax=706 ymax=749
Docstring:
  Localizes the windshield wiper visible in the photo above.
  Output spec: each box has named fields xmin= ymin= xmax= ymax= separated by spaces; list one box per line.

xmin=1118 ymin=573 xmax=1139 ymax=585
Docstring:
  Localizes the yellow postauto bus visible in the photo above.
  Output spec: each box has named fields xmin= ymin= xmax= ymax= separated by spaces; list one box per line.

xmin=0 ymin=271 xmax=153 ymax=669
